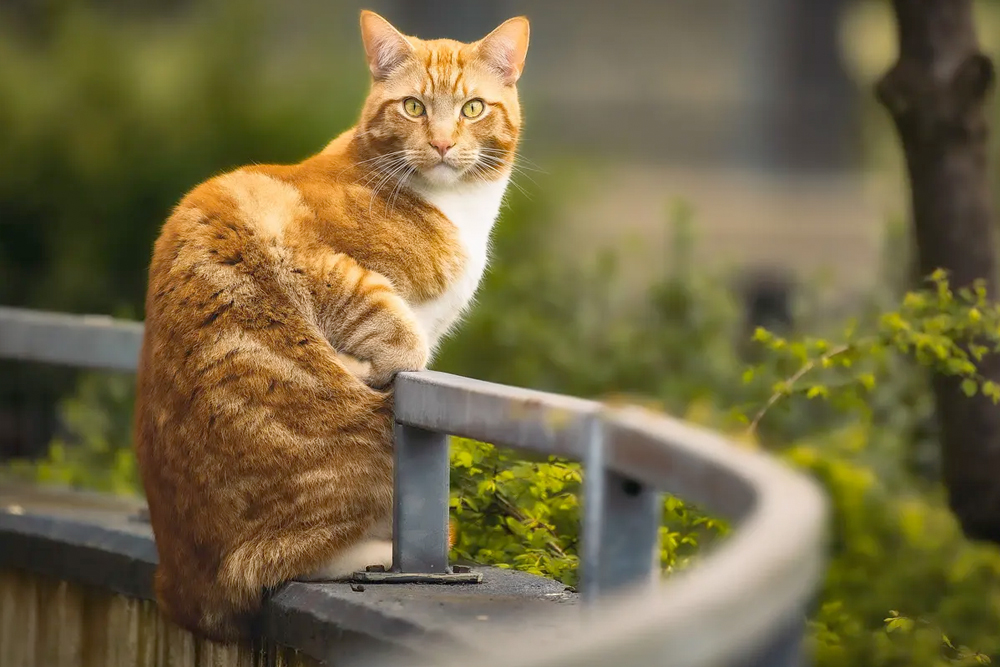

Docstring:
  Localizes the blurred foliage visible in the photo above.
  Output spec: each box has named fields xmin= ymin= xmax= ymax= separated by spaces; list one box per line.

xmin=0 ymin=0 xmax=365 ymax=313
xmin=448 ymin=438 xmax=726 ymax=588
xmin=4 ymin=372 xmax=138 ymax=495
xmin=5 ymin=4 xmax=1000 ymax=667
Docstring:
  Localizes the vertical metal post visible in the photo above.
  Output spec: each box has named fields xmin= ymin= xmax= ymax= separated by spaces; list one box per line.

xmin=581 ymin=417 xmax=663 ymax=601
xmin=596 ymin=471 xmax=662 ymax=593
xmin=392 ymin=423 xmax=450 ymax=573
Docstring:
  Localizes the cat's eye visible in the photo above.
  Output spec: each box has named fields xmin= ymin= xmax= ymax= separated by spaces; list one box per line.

xmin=403 ymin=98 xmax=425 ymax=118
xmin=461 ymin=99 xmax=485 ymax=119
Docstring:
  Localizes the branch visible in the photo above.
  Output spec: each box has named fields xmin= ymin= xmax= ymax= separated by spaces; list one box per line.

xmin=747 ymin=344 xmax=850 ymax=435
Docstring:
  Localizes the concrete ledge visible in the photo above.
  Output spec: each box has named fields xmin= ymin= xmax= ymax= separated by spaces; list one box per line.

xmin=0 ymin=486 xmax=578 ymax=666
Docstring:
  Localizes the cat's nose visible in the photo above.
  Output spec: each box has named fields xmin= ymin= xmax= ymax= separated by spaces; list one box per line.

xmin=429 ymin=139 xmax=454 ymax=157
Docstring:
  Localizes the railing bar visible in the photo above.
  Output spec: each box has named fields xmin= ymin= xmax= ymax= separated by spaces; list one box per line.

xmin=604 ymin=411 xmax=759 ymax=523
xmin=394 ymin=371 xmax=599 ymax=461
xmin=0 ymin=306 xmax=143 ymax=372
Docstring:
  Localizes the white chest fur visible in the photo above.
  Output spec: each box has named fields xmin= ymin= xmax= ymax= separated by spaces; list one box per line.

xmin=410 ymin=174 xmax=509 ymax=352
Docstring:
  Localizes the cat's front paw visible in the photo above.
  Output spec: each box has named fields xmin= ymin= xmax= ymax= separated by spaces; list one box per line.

xmin=368 ymin=338 xmax=429 ymax=389
xmin=336 ymin=352 xmax=374 ymax=382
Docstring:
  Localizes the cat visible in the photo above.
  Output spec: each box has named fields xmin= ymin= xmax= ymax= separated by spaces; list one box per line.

xmin=133 ymin=10 xmax=529 ymax=643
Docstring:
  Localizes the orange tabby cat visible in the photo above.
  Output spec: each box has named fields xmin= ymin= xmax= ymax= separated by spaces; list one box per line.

xmin=133 ymin=10 xmax=529 ymax=642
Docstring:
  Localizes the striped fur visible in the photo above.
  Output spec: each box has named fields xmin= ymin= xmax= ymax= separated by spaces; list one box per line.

xmin=133 ymin=10 xmax=528 ymax=643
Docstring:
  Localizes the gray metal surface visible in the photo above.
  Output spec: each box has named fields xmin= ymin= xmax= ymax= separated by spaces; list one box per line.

xmin=393 ymin=424 xmax=450 ymax=574
xmin=394 ymin=369 xmax=599 ymax=460
xmin=591 ymin=469 xmax=663 ymax=598
xmin=0 ymin=306 xmax=144 ymax=372
xmin=0 ymin=305 xmax=828 ymax=666
xmin=398 ymin=407 xmax=825 ymax=667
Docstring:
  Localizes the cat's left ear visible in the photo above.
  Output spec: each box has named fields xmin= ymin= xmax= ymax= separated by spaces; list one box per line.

xmin=360 ymin=10 xmax=414 ymax=80
xmin=477 ymin=16 xmax=530 ymax=85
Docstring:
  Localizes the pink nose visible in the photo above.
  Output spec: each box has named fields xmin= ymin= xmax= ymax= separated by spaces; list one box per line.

xmin=429 ymin=139 xmax=454 ymax=157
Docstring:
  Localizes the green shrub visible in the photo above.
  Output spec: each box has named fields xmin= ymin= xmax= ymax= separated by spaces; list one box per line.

xmin=0 ymin=0 xmax=365 ymax=314
xmin=448 ymin=438 xmax=726 ymax=587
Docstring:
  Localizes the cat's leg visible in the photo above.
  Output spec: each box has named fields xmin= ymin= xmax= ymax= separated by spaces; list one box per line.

xmin=294 ymin=540 xmax=393 ymax=581
xmin=293 ymin=513 xmax=393 ymax=582
xmin=316 ymin=253 xmax=428 ymax=388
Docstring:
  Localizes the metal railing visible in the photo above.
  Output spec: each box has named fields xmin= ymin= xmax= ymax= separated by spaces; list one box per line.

xmin=0 ymin=305 xmax=827 ymax=666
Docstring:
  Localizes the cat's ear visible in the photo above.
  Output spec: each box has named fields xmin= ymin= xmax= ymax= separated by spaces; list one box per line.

xmin=477 ymin=16 xmax=530 ymax=85
xmin=360 ymin=10 xmax=414 ymax=80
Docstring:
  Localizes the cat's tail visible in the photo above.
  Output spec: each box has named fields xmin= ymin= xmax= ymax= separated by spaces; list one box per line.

xmin=153 ymin=561 xmax=262 ymax=643
xmin=153 ymin=513 xmax=389 ymax=643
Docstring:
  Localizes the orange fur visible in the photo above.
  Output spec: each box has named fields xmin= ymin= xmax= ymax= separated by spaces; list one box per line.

xmin=133 ymin=10 xmax=528 ymax=642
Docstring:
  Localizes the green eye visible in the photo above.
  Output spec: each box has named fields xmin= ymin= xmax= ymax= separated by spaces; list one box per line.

xmin=461 ymin=99 xmax=485 ymax=119
xmin=403 ymin=98 xmax=425 ymax=117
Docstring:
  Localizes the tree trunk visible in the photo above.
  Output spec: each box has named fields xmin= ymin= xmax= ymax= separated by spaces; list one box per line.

xmin=877 ymin=0 xmax=1000 ymax=541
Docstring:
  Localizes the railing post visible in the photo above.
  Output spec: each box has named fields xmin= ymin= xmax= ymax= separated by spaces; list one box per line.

xmin=392 ymin=423 xmax=450 ymax=573
xmin=596 ymin=470 xmax=662 ymax=593
xmin=581 ymin=416 xmax=662 ymax=601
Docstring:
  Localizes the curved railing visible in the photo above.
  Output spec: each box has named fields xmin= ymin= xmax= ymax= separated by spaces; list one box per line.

xmin=0 ymin=305 xmax=827 ymax=666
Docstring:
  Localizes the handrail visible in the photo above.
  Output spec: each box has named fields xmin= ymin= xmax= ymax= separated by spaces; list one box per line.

xmin=0 ymin=305 xmax=828 ymax=666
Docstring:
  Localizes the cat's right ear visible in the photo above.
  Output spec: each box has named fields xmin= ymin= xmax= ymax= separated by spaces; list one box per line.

xmin=360 ymin=11 xmax=414 ymax=80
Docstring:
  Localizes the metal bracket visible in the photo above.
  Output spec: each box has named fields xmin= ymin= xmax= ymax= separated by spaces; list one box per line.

xmin=351 ymin=565 xmax=483 ymax=585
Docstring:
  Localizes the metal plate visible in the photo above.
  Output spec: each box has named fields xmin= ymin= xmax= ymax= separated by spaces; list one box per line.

xmin=352 ymin=571 xmax=484 ymax=585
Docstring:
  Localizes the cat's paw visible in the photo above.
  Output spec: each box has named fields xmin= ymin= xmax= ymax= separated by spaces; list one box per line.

xmin=335 ymin=352 xmax=373 ymax=382
xmin=294 ymin=539 xmax=394 ymax=582
xmin=368 ymin=336 xmax=429 ymax=388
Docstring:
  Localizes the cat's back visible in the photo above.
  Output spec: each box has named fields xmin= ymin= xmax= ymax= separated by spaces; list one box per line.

xmin=137 ymin=165 xmax=369 ymax=446
xmin=151 ymin=167 xmax=313 ymax=284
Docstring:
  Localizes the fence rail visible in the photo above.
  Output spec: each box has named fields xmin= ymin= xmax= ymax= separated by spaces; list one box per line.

xmin=0 ymin=305 xmax=827 ymax=666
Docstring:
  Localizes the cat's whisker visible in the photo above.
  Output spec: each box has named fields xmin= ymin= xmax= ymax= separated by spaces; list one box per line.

xmin=358 ymin=151 xmax=412 ymax=175
xmin=386 ymin=166 xmax=416 ymax=214
xmin=478 ymin=149 xmax=547 ymax=174
xmin=355 ymin=150 xmax=411 ymax=166
xmin=476 ymin=155 xmax=539 ymax=190
xmin=336 ymin=149 xmax=412 ymax=178
xmin=358 ymin=155 xmax=412 ymax=191
xmin=369 ymin=159 xmax=415 ymax=216
xmin=473 ymin=160 xmax=532 ymax=200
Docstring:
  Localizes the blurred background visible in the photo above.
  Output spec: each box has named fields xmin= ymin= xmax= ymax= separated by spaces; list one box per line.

xmin=5 ymin=0 xmax=1000 ymax=664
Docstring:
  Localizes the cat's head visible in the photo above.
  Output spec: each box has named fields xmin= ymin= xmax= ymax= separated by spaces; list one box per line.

xmin=355 ymin=11 xmax=529 ymax=188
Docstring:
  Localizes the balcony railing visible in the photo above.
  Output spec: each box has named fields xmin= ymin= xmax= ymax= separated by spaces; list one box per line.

xmin=0 ymin=305 xmax=827 ymax=666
